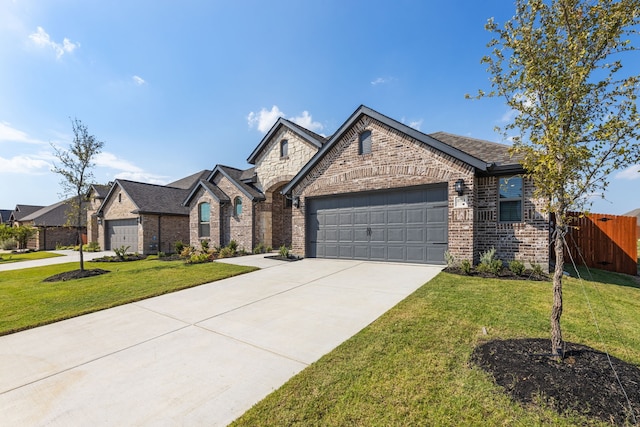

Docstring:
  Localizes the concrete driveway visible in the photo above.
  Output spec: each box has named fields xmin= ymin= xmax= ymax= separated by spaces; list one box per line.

xmin=0 ymin=255 xmax=442 ymax=426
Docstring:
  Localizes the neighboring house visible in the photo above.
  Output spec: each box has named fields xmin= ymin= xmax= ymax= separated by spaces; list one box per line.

xmin=12 ymin=199 xmax=86 ymax=250
xmin=90 ymin=170 xmax=209 ymax=254
xmin=9 ymin=205 xmax=45 ymax=225
xmin=86 ymin=184 xmax=111 ymax=246
xmin=0 ymin=209 xmax=12 ymax=224
xmin=623 ymin=208 xmax=640 ymax=238
xmin=186 ymin=105 xmax=549 ymax=267
xmin=184 ymin=117 xmax=326 ymax=251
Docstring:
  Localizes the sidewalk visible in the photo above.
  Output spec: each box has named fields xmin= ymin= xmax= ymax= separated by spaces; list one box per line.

xmin=0 ymin=250 xmax=116 ymax=272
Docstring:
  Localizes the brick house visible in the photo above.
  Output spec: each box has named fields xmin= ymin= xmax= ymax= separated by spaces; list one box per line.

xmin=89 ymin=171 xmax=209 ymax=254
xmin=185 ymin=105 xmax=550 ymax=267
xmin=10 ymin=200 xmax=85 ymax=250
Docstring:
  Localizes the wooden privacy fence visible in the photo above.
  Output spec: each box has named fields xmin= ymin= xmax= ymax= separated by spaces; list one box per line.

xmin=564 ymin=212 xmax=638 ymax=276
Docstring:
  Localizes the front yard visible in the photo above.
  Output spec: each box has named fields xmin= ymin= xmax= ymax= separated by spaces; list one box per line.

xmin=233 ymin=268 xmax=640 ymax=426
xmin=0 ymin=251 xmax=63 ymax=264
xmin=0 ymin=258 xmax=257 ymax=336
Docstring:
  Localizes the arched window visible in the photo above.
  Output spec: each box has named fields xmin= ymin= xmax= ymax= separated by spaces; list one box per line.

xmin=198 ymin=202 xmax=210 ymax=237
xmin=280 ymin=139 xmax=288 ymax=158
xmin=234 ymin=197 xmax=243 ymax=216
xmin=358 ymin=130 xmax=372 ymax=155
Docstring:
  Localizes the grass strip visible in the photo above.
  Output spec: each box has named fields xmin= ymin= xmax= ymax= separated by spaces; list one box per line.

xmin=0 ymin=251 xmax=64 ymax=264
xmin=233 ymin=270 xmax=640 ymax=426
xmin=0 ymin=259 xmax=257 ymax=335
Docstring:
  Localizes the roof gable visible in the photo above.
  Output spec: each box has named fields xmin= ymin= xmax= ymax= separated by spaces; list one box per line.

xmin=10 ymin=204 xmax=46 ymax=221
xmin=246 ymin=117 xmax=325 ymax=165
xmin=166 ymin=170 xmax=211 ymax=190
xmin=206 ymin=165 xmax=265 ymax=201
xmin=98 ymin=180 xmax=190 ymax=216
xmin=19 ymin=198 xmax=88 ymax=227
xmin=182 ymin=179 xmax=231 ymax=206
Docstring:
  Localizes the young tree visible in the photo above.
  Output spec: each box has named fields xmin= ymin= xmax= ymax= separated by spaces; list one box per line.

xmin=476 ymin=0 xmax=640 ymax=359
xmin=52 ymin=118 xmax=105 ymax=272
xmin=13 ymin=225 xmax=36 ymax=250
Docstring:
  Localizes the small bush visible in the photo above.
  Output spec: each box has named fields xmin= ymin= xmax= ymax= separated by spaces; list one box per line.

xmin=85 ymin=241 xmax=101 ymax=252
xmin=228 ymin=240 xmax=238 ymax=252
xmin=460 ymin=259 xmax=472 ymax=275
xmin=477 ymin=247 xmax=503 ymax=275
xmin=531 ymin=263 xmax=545 ymax=277
xmin=444 ymin=251 xmax=456 ymax=268
xmin=174 ymin=241 xmax=185 ymax=254
xmin=1 ymin=239 xmax=17 ymax=250
xmin=479 ymin=247 xmax=497 ymax=265
xmin=157 ymin=251 xmax=166 ymax=258
xmin=218 ymin=246 xmax=235 ymax=258
xmin=266 ymin=246 xmax=273 ymax=252
xmin=509 ymin=260 xmax=526 ymax=276
xmin=113 ymin=245 xmax=130 ymax=260
xmin=180 ymin=246 xmax=195 ymax=259
xmin=200 ymin=239 xmax=210 ymax=253
xmin=185 ymin=253 xmax=211 ymax=264
xmin=253 ymin=242 xmax=266 ymax=254
xmin=279 ymin=245 xmax=290 ymax=258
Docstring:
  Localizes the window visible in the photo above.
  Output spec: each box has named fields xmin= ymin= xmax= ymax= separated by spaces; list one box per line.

xmin=280 ymin=139 xmax=288 ymax=158
xmin=234 ymin=197 xmax=243 ymax=216
xmin=118 ymin=193 xmax=122 ymax=203
xmin=198 ymin=202 xmax=210 ymax=237
xmin=359 ymin=130 xmax=372 ymax=155
xmin=498 ymin=176 xmax=523 ymax=222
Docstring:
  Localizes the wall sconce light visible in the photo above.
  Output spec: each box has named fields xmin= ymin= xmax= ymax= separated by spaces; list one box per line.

xmin=97 ymin=218 xmax=102 ymax=226
xmin=292 ymin=196 xmax=300 ymax=208
xmin=454 ymin=179 xmax=465 ymax=196
xmin=137 ymin=216 xmax=143 ymax=225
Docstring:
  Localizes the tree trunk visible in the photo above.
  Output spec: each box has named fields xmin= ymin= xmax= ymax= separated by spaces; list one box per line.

xmin=551 ymin=220 xmax=565 ymax=360
xmin=78 ymin=195 xmax=84 ymax=272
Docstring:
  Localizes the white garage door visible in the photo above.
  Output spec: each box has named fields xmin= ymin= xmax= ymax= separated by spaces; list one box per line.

xmin=307 ymin=185 xmax=448 ymax=264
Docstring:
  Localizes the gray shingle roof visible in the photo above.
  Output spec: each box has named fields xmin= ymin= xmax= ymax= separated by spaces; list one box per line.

xmin=115 ymin=180 xmax=191 ymax=216
xmin=10 ymin=205 xmax=45 ymax=221
xmin=428 ymin=132 xmax=520 ymax=167
xmin=213 ymin=165 xmax=265 ymax=201
xmin=19 ymin=198 xmax=88 ymax=227
xmin=166 ymin=170 xmax=211 ymax=190
xmin=0 ymin=209 xmax=12 ymax=223
xmin=89 ymin=184 xmax=111 ymax=199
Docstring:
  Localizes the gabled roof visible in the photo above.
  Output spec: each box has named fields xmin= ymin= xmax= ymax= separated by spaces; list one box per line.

xmin=19 ymin=198 xmax=88 ymax=227
xmin=282 ymin=105 xmax=523 ymax=195
xmin=10 ymin=204 xmax=45 ymax=222
xmin=88 ymin=184 xmax=111 ymax=199
xmin=207 ymin=165 xmax=265 ymax=201
xmin=0 ymin=209 xmax=12 ymax=223
xmin=623 ymin=208 xmax=640 ymax=226
xmin=428 ymin=132 xmax=520 ymax=167
xmin=166 ymin=170 xmax=211 ymax=190
xmin=97 ymin=180 xmax=190 ymax=216
xmin=182 ymin=179 xmax=231 ymax=206
xmin=246 ymin=117 xmax=326 ymax=165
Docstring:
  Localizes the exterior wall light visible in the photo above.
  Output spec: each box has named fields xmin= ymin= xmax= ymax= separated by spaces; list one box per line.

xmin=293 ymin=196 xmax=300 ymax=208
xmin=455 ymin=179 xmax=465 ymax=196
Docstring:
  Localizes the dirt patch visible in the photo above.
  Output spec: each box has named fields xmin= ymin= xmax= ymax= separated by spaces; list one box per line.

xmin=43 ymin=269 xmax=110 ymax=282
xmin=444 ymin=267 xmax=549 ymax=281
xmin=470 ymin=338 xmax=640 ymax=425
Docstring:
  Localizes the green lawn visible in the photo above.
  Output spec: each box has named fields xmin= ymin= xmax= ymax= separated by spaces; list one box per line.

xmin=233 ymin=269 xmax=640 ymax=427
xmin=0 ymin=259 xmax=257 ymax=335
xmin=0 ymin=251 xmax=64 ymax=264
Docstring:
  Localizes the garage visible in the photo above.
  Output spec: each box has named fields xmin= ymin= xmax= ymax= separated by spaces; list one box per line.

xmin=106 ymin=219 xmax=139 ymax=251
xmin=306 ymin=185 xmax=448 ymax=264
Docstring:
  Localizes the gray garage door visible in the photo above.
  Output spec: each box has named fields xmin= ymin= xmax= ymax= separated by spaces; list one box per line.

xmin=106 ymin=219 xmax=138 ymax=251
xmin=307 ymin=185 xmax=448 ymax=264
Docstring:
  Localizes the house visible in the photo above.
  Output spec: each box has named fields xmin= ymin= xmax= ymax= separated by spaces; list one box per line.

xmin=623 ymin=208 xmax=640 ymax=238
xmin=0 ymin=209 xmax=12 ymax=224
xmin=90 ymin=170 xmax=209 ymax=253
xmin=186 ymin=105 xmax=550 ymax=267
xmin=11 ymin=199 xmax=86 ymax=250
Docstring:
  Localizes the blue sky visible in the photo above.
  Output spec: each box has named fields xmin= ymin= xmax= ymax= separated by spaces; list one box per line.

xmin=1 ymin=0 xmax=638 ymax=215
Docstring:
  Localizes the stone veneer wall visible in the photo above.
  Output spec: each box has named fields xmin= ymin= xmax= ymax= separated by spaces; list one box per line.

xmin=188 ymin=188 xmax=222 ymax=249
xmin=290 ymin=116 xmax=475 ymax=261
xmin=214 ymin=175 xmax=254 ymax=250
xmin=254 ymin=128 xmax=320 ymax=193
xmin=474 ymin=176 xmax=550 ymax=268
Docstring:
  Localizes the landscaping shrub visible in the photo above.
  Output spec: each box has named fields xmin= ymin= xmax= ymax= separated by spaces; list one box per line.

xmin=477 ymin=247 xmax=503 ymax=275
xmin=218 ymin=246 xmax=235 ymax=258
xmin=531 ymin=263 xmax=544 ymax=277
xmin=113 ymin=245 xmax=130 ymax=261
xmin=185 ymin=253 xmax=211 ymax=264
xmin=180 ymin=246 xmax=195 ymax=259
xmin=444 ymin=250 xmax=456 ymax=268
xmin=84 ymin=241 xmax=101 ymax=252
xmin=278 ymin=245 xmax=290 ymax=258
xmin=228 ymin=240 xmax=238 ymax=252
xmin=200 ymin=239 xmax=210 ymax=253
xmin=509 ymin=259 xmax=526 ymax=276
xmin=174 ymin=240 xmax=185 ymax=254
xmin=460 ymin=259 xmax=472 ymax=275
xmin=0 ymin=239 xmax=16 ymax=250
xmin=253 ymin=242 xmax=266 ymax=254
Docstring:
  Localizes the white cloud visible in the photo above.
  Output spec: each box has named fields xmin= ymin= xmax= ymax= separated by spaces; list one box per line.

xmin=0 ymin=122 xmax=46 ymax=144
xmin=500 ymin=109 xmax=518 ymax=123
xmin=94 ymin=152 xmax=168 ymax=185
xmin=408 ymin=119 xmax=423 ymax=131
xmin=28 ymin=26 xmax=79 ymax=59
xmin=247 ymin=105 xmax=285 ymax=133
xmin=290 ymin=111 xmax=324 ymax=133
xmin=615 ymin=164 xmax=640 ymax=180
xmin=371 ymin=77 xmax=393 ymax=86
xmin=247 ymin=106 xmax=324 ymax=134
xmin=132 ymin=75 xmax=146 ymax=86
xmin=0 ymin=154 xmax=51 ymax=174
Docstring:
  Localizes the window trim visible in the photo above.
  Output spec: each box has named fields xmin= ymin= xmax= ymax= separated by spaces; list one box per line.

xmin=280 ymin=139 xmax=288 ymax=158
xmin=358 ymin=130 xmax=372 ymax=155
xmin=234 ymin=196 xmax=243 ymax=217
xmin=498 ymin=175 xmax=524 ymax=223
xmin=198 ymin=202 xmax=210 ymax=237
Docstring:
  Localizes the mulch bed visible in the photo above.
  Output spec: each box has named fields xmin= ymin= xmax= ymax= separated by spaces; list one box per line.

xmin=91 ymin=255 xmax=147 ymax=262
xmin=444 ymin=266 xmax=549 ymax=281
xmin=470 ymin=338 xmax=640 ymax=425
xmin=265 ymin=255 xmax=303 ymax=262
xmin=43 ymin=269 xmax=110 ymax=282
